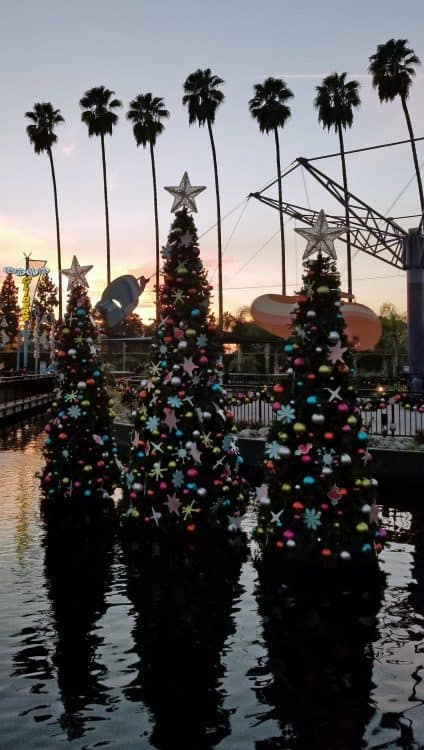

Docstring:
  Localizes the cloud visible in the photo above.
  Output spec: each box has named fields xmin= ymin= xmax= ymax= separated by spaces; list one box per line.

xmin=62 ymin=144 xmax=76 ymax=156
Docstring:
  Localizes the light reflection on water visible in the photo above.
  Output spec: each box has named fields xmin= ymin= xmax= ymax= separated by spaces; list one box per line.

xmin=0 ymin=418 xmax=423 ymax=749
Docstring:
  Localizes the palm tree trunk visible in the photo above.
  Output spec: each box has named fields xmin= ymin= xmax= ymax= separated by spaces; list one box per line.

xmin=400 ymin=94 xmax=424 ymax=219
xmin=274 ymin=128 xmax=286 ymax=295
xmin=100 ymin=134 xmax=111 ymax=286
xmin=48 ymin=148 xmax=62 ymax=322
xmin=150 ymin=141 xmax=160 ymax=323
xmin=338 ymin=125 xmax=352 ymax=298
xmin=207 ymin=119 xmax=223 ymax=331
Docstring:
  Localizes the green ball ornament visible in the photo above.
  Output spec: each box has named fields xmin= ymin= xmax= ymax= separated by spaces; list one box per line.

xmin=168 ymin=460 xmax=177 ymax=469
xmin=356 ymin=521 xmax=369 ymax=533
xmin=83 ymin=465 xmax=93 ymax=472
xmin=293 ymin=422 xmax=306 ymax=434
xmin=347 ymin=415 xmax=357 ymax=425
xmin=318 ymin=365 xmax=331 ymax=375
xmin=316 ymin=285 xmax=330 ymax=294
xmin=185 ymin=328 xmax=196 ymax=338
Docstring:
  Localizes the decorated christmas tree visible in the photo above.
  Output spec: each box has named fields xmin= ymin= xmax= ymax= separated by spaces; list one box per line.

xmin=254 ymin=211 xmax=386 ymax=568
xmin=0 ymin=272 xmax=20 ymax=350
xmin=40 ymin=256 xmax=118 ymax=521
xmin=121 ymin=174 xmax=248 ymax=543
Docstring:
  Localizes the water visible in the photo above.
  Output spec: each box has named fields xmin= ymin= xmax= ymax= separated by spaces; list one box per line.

xmin=1 ymin=419 xmax=424 ymax=749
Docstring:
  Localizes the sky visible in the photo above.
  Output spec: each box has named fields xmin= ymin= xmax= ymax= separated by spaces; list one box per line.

xmin=0 ymin=0 xmax=423 ymax=322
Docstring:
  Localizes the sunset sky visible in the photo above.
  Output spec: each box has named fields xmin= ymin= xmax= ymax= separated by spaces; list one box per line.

xmin=1 ymin=0 xmax=423 ymax=322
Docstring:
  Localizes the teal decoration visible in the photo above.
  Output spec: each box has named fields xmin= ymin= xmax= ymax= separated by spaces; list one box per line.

xmin=362 ymin=543 xmax=372 ymax=553
xmin=84 ymin=489 xmax=92 ymax=496
xmin=303 ymin=475 xmax=315 ymax=486
xmin=92 ymin=369 xmax=101 ymax=377
xmin=357 ymin=431 xmax=369 ymax=442
xmin=307 ymin=395 xmax=318 ymax=405
xmin=76 ymin=308 xmax=86 ymax=317
xmin=284 ymin=343 xmax=293 ymax=352
xmin=191 ymin=308 xmax=201 ymax=317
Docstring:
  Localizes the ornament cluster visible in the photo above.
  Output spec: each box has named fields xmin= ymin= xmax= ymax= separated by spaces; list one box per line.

xmin=255 ymin=254 xmax=386 ymax=563
xmin=40 ymin=283 xmax=118 ymax=510
xmin=122 ymin=208 xmax=248 ymax=538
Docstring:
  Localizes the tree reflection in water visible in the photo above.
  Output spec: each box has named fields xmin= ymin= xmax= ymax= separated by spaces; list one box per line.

xmin=252 ymin=568 xmax=384 ymax=750
xmin=43 ymin=526 xmax=114 ymax=740
xmin=123 ymin=541 xmax=245 ymax=750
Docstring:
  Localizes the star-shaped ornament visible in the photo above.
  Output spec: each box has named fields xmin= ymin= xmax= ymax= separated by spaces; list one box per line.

xmin=295 ymin=210 xmax=347 ymax=260
xmin=164 ymin=493 xmax=181 ymax=516
xmin=164 ymin=172 xmax=206 ymax=213
xmin=62 ymin=255 xmax=93 ymax=290
xmin=183 ymin=356 xmax=198 ymax=377
xmin=164 ymin=408 xmax=179 ymax=432
xmin=325 ymin=385 xmax=343 ymax=402
xmin=328 ymin=343 xmax=348 ymax=365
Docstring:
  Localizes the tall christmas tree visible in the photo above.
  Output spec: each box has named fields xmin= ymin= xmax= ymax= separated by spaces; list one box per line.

xmin=254 ymin=211 xmax=386 ymax=568
xmin=40 ymin=256 xmax=118 ymax=521
xmin=121 ymin=175 xmax=248 ymax=543
xmin=0 ymin=273 xmax=20 ymax=350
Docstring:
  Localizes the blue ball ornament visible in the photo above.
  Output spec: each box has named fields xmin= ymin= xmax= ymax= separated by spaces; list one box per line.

xmin=84 ymin=489 xmax=92 ymax=496
xmin=362 ymin=543 xmax=372 ymax=553
xmin=92 ymin=369 xmax=101 ymax=378
xmin=284 ymin=344 xmax=293 ymax=353
xmin=160 ymin=360 xmax=167 ymax=368
xmin=357 ymin=431 xmax=368 ymax=442
xmin=307 ymin=395 xmax=318 ymax=405
xmin=187 ymin=482 xmax=197 ymax=490
xmin=222 ymin=499 xmax=231 ymax=507
xmin=76 ymin=308 xmax=86 ymax=317
xmin=44 ymin=438 xmax=52 ymax=446
xmin=175 ymin=429 xmax=183 ymax=438
xmin=102 ymin=435 xmax=109 ymax=442
xmin=191 ymin=308 xmax=201 ymax=317
xmin=303 ymin=475 xmax=315 ymax=486
xmin=137 ymin=451 xmax=145 ymax=458
xmin=211 ymin=383 xmax=221 ymax=392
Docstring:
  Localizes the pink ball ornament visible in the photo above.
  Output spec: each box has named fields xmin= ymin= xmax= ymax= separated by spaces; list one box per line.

xmin=294 ymin=357 xmax=305 ymax=368
xmin=301 ymin=454 xmax=312 ymax=464
xmin=272 ymin=401 xmax=281 ymax=411
xmin=337 ymin=403 xmax=349 ymax=412
xmin=198 ymin=355 xmax=208 ymax=366
xmin=159 ymin=481 xmax=168 ymax=490
xmin=187 ymin=468 xmax=198 ymax=478
xmin=342 ymin=424 xmax=351 ymax=432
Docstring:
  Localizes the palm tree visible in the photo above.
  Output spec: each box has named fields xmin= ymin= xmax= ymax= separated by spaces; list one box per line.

xmin=79 ymin=86 xmax=122 ymax=285
xmin=314 ymin=73 xmax=361 ymax=298
xmin=127 ymin=93 xmax=169 ymax=320
xmin=249 ymin=78 xmax=294 ymax=295
xmin=182 ymin=68 xmax=225 ymax=330
xmin=25 ymin=102 xmax=64 ymax=321
xmin=368 ymin=38 xmax=423 ymax=219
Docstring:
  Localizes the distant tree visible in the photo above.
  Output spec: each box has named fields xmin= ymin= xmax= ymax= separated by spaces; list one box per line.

xmin=105 ymin=312 xmax=145 ymax=338
xmin=127 ymin=93 xmax=170 ymax=320
xmin=183 ymin=68 xmax=225 ymax=329
xmin=249 ymin=77 xmax=294 ymax=294
xmin=368 ymin=39 xmax=423 ymax=217
xmin=25 ymin=102 xmax=64 ymax=320
xmin=33 ymin=273 xmax=58 ymax=323
xmin=80 ymin=86 xmax=122 ymax=286
xmin=0 ymin=273 xmax=20 ymax=349
xmin=376 ymin=302 xmax=407 ymax=377
xmin=314 ymin=73 xmax=361 ymax=298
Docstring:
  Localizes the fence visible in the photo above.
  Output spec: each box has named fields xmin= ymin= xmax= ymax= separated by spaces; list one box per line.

xmin=0 ymin=374 xmax=55 ymax=422
xmin=115 ymin=375 xmax=424 ymax=439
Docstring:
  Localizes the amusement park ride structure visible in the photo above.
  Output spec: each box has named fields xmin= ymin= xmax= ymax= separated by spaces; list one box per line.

xmin=250 ymin=157 xmax=424 ymax=390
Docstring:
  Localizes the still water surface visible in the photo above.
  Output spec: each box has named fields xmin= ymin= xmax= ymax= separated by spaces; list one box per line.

xmin=0 ymin=419 xmax=423 ymax=749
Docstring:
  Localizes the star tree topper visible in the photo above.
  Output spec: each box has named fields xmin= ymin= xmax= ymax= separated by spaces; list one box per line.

xmin=295 ymin=209 xmax=347 ymax=260
xmin=164 ymin=171 xmax=206 ymax=213
xmin=62 ymin=255 xmax=93 ymax=290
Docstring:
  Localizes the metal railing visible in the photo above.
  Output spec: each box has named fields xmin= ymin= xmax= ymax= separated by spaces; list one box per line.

xmin=113 ymin=375 xmax=423 ymax=438
xmin=0 ymin=374 xmax=55 ymax=421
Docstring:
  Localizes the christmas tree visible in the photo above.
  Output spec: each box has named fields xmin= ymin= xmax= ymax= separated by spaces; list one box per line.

xmin=121 ymin=185 xmax=248 ymax=544
xmin=254 ymin=212 xmax=386 ymax=568
xmin=40 ymin=256 xmax=118 ymax=522
xmin=0 ymin=273 xmax=20 ymax=350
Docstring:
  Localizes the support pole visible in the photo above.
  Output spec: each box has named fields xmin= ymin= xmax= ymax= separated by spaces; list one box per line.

xmin=404 ymin=231 xmax=424 ymax=391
